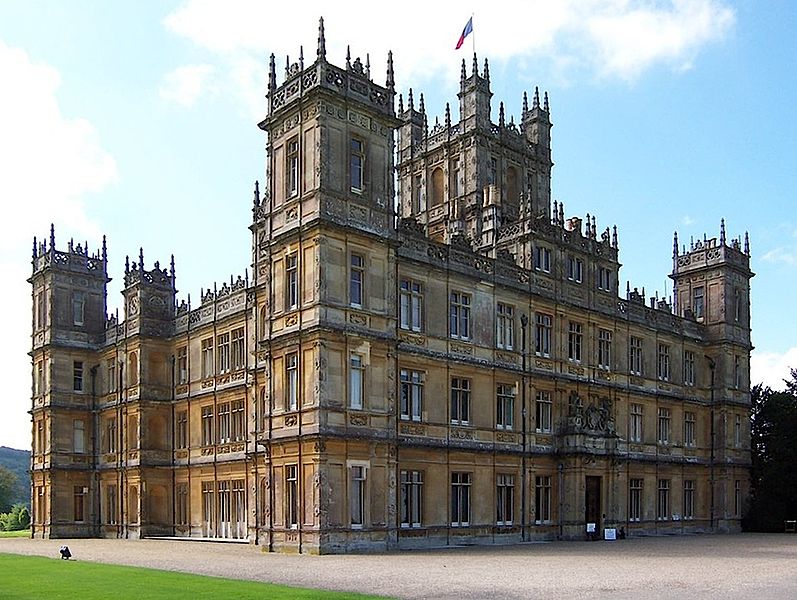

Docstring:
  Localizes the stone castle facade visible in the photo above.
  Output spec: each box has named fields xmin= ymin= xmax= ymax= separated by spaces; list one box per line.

xmin=29 ymin=20 xmax=753 ymax=552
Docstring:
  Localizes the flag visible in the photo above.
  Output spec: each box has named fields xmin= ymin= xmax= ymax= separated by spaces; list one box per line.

xmin=455 ymin=17 xmax=473 ymax=50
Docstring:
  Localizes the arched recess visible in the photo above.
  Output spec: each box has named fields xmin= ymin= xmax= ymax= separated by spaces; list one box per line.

xmin=128 ymin=352 xmax=138 ymax=386
xmin=431 ymin=167 xmax=444 ymax=207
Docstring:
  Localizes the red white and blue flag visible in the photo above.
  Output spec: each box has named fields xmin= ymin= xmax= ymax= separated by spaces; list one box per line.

xmin=455 ymin=17 xmax=473 ymax=50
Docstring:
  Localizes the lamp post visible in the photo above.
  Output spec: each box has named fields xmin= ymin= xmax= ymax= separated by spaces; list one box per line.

xmin=520 ymin=313 xmax=528 ymax=542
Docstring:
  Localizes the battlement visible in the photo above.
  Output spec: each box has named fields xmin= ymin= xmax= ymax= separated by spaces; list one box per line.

xmin=672 ymin=219 xmax=751 ymax=277
xmin=31 ymin=224 xmax=108 ymax=279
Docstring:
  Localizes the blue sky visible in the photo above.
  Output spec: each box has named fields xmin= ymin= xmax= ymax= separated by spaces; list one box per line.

xmin=1 ymin=0 xmax=795 ymax=450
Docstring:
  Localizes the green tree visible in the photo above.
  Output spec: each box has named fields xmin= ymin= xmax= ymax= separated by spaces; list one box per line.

xmin=744 ymin=374 xmax=797 ymax=531
xmin=0 ymin=466 xmax=17 ymax=513
xmin=0 ymin=504 xmax=31 ymax=531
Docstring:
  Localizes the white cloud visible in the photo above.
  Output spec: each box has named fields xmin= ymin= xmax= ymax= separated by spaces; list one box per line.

xmin=161 ymin=0 xmax=735 ymax=118
xmin=751 ymin=348 xmax=797 ymax=391
xmin=682 ymin=215 xmax=695 ymax=226
xmin=761 ymin=247 xmax=797 ymax=266
xmin=0 ymin=40 xmax=117 ymax=449
xmin=159 ymin=64 xmax=215 ymax=107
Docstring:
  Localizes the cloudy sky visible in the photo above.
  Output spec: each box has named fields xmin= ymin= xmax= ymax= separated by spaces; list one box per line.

xmin=1 ymin=1 xmax=795 ymax=450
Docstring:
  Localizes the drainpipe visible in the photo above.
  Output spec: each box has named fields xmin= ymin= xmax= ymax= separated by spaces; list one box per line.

xmin=520 ymin=313 xmax=528 ymax=542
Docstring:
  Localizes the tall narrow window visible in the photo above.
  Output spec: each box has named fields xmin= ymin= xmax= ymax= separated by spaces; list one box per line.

xmin=349 ymin=353 xmax=365 ymax=410
xmin=400 ymin=470 xmax=423 ymax=528
xmin=176 ymin=410 xmax=188 ymax=449
xmin=73 ymin=361 xmax=84 ymax=392
xmin=657 ymin=343 xmax=670 ymax=381
xmin=201 ymin=338 xmax=214 ymax=379
xmin=128 ymin=352 xmax=138 ymax=386
xmin=413 ymin=174 xmax=423 ymax=214
xmin=629 ymin=478 xmax=643 ymax=521
xmin=496 ymin=474 xmax=515 ymax=526
xmin=692 ymin=286 xmax=705 ymax=319
xmin=450 ymin=158 xmax=460 ymax=198
xmin=106 ymin=485 xmax=118 ymax=525
xmin=36 ymin=291 xmax=46 ymax=329
xmin=535 ymin=475 xmax=551 ymax=523
xmin=286 ymin=352 xmax=298 ymax=411
xmin=684 ymin=350 xmax=695 ymax=386
xmin=734 ymin=289 xmax=742 ymax=323
xmin=231 ymin=400 xmax=244 ymax=441
xmin=657 ymin=407 xmax=671 ymax=445
xmin=399 ymin=279 xmax=423 ymax=332
xmin=734 ymin=414 xmax=742 ymax=447
xmin=568 ymin=321 xmax=583 ymax=362
xmin=350 ymin=465 xmax=367 ymax=527
xmin=231 ymin=328 xmax=245 ymax=371
xmin=285 ymin=253 xmax=298 ymax=310
xmin=176 ymin=483 xmax=188 ymax=526
xmin=597 ymin=267 xmax=612 ymax=291
xmin=629 ymin=336 xmax=643 ymax=375
xmin=431 ymin=167 xmax=444 ymax=207
xmin=567 ymin=257 xmax=583 ymax=283
xmin=217 ymin=332 xmax=230 ymax=374
xmin=73 ymin=420 xmax=85 ymax=454
xmin=201 ymin=406 xmax=214 ymax=446
xmin=536 ymin=391 xmax=552 ymax=433
xmin=35 ymin=361 xmax=44 ymax=396
xmin=598 ymin=329 xmax=612 ymax=369
xmin=451 ymin=472 xmax=471 ymax=526
xmin=629 ymin=403 xmax=643 ymax=442
xmin=734 ymin=480 xmax=742 ymax=517
xmin=217 ymin=402 xmax=231 ymax=443
xmin=449 ymin=292 xmax=471 ymax=339
xmin=496 ymin=384 xmax=515 ymax=430
xmin=73 ymin=486 xmax=86 ymax=522
xmin=683 ymin=480 xmax=695 ymax=520
xmin=450 ymin=378 xmax=470 ymax=425
xmin=657 ymin=479 xmax=671 ymax=520
xmin=684 ymin=411 xmax=696 ymax=447
xmin=534 ymin=246 xmax=551 ymax=273
xmin=496 ymin=303 xmax=514 ymax=350
xmin=734 ymin=356 xmax=742 ymax=389
xmin=177 ymin=346 xmax=188 ymax=384
xmin=350 ymin=138 xmax=364 ymax=191
xmin=73 ymin=292 xmax=85 ymax=326
xmin=106 ymin=417 xmax=118 ymax=453
xmin=107 ymin=359 xmax=117 ymax=394
xmin=400 ymin=369 xmax=423 ymax=421
xmin=202 ymin=482 xmax=215 ymax=537
xmin=285 ymin=465 xmax=298 ymax=528
xmin=488 ymin=157 xmax=497 ymax=186
xmin=535 ymin=313 xmax=552 ymax=357
xmin=287 ymin=137 xmax=299 ymax=197
xmin=350 ymin=254 xmax=364 ymax=307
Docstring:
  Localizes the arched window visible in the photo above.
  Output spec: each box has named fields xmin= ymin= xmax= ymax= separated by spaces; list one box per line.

xmin=128 ymin=352 xmax=138 ymax=386
xmin=259 ymin=306 xmax=268 ymax=339
xmin=431 ymin=167 xmax=444 ymax=207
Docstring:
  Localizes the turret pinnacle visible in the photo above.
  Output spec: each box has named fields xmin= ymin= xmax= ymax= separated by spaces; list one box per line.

xmin=317 ymin=16 xmax=326 ymax=61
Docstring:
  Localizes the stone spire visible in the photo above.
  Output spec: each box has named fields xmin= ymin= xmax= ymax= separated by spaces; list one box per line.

xmin=499 ymin=102 xmax=505 ymax=127
xmin=744 ymin=231 xmax=750 ymax=255
xmin=533 ymin=86 xmax=540 ymax=109
xmin=386 ymin=50 xmax=395 ymax=91
xmin=544 ymin=91 xmax=549 ymax=112
xmin=523 ymin=91 xmax=529 ymax=115
xmin=720 ymin=218 xmax=726 ymax=245
xmin=673 ymin=231 xmax=679 ymax=258
xmin=317 ymin=16 xmax=326 ymax=61
xmin=268 ymin=54 xmax=276 ymax=92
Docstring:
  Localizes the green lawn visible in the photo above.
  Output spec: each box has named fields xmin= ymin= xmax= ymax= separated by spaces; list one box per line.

xmin=0 ymin=553 xmax=389 ymax=599
xmin=0 ymin=529 xmax=30 ymax=538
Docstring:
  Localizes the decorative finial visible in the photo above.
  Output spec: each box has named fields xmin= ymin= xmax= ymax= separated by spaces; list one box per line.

xmin=558 ymin=202 xmax=564 ymax=226
xmin=552 ymin=200 xmax=558 ymax=224
xmin=419 ymin=93 xmax=425 ymax=114
xmin=170 ymin=254 xmax=176 ymax=282
xmin=720 ymin=218 xmax=726 ymax=245
xmin=612 ymin=225 xmax=618 ymax=249
xmin=125 ymin=255 xmax=130 ymax=275
xmin=673 ymin=231 xmax=679 ymax=258
xmin=472 ymin=52 xmax=478 ymax=77
xmin=445 ymin=102 xmax=451 ymax=128
xmin=523 ymin=91 xmax=529 ymax=115
xmin=102 ymin=235 xmax=107 ymax=262
xmin=299 ymin=45 xmax=304 ymax=71
xmin=365 ymin=53 xmax=370 ymax=78
xmin=398 ymin=93 xmax=403 ymax=114
xmin=533 ymin=86 xmax=540 ymax=109
xmin=346 ymin=45 xmax=351 ymax=70
xmin=139 ymin=247 xmax=144 ymax=271
xmin=50 ymin=223 xmax=55 ymax=250
xmin=386 ymin=50 xmax=395 ymax=90
xmin=591 ymin=215 xmax=597 ymax=238
xmin=544 ymin=91 xmax=549 ymax=112
xmin=253 ymin=180 xmax=260 ymax=206
xmin=317 ymin=17 xmax=326 ymax=60
xmin=408 ymin=88 xmax=414 ymax=111
xmin=32 ymin=236 xmax=37 ymax=259
xmin=499 ymin=102 xmax=505 ymax=127
xmin=483 ymin=57 xmax=490 ymax=83
xmin=268 ymin=54 xmax=276 ymax=91
xmin=285 ymin=54 xmax=290 ymax=77
xmin=460 ymin=58 xmax=467 ymax=84
xmin=744 ymin=231 xmax=750 ymax=255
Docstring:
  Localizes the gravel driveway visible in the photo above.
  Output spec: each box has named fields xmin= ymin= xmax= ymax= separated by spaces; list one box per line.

xmin=1 ymin=533 xmax=796 ymax=599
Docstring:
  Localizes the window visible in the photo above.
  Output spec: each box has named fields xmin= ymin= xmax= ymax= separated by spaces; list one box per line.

xmin=176 ymin=347 xmax=187 ymax=384
xmin=629 ymin=403 xmax=643 ymax=442
xmin=201 ymin=406 xmax=214 ymax=446
xmin=488 ymin=156 xmax=497 ymax=185
xmin=629 ymin=478 xmax=643 ymax=521
xmin=496 ymin=474 xmax=515 ymax=526
xmin=73 ymin=360 xmax=83 ymax=392
xmin=450 ymin=378 xmax=470 ymax=425
xmin=217 ymin=332 xmax=230 ymax=374
xmin=451 ymin=158 xmax=460 ymax=197
xmin=734 ymin=289 xmax=742 ymax=323
xmin=683 ymin=480 xmax=695 ymax=520
xmin=534 ymin=246 xmax=551 ymax=273
xmin=285 ymin=465 xmax=298 ymax=528
xmin=176 ymin=410 xmax=188 ymax=449
xmin=684 ymin=411 xmax=696 ymax=447
xmin=657 ymin=479 xmax=670 ymax=520
xmin=535 ymin=475 xmax=551 ymax=523
xmin=536 ymin=391 xmax=552 ymax=433
xmin=400 ymin=470 xmax=423 ymax=528
xmin=597 ymin=267 xmax=612 ymax=291
xmin=734 ymin=414 xmax=742 ymax=447
xmin=451 ymin=472 xmax=471 ymax=526
xmin=73 ymin=420 xmax=85 ymax=454
xmin=734 ymin=480 xmax=742 ymax=517
xmin=449 ymin=292 xmax=471 ymax=339
xmin=496 ymin=303 xmax=514 ymax=350
xmin=657 ymin=407 xmax=670 ymax=445
xmin=431 ymin=167 xmax=444 ymax=206
xmin=176 ymin=483 xmax=188 ymax=526
xmin=598 ymin=329 xmax=612 ymax=369
xmin=36 ymin=290 xmax=46 ymax=329
xmin=231 ymin=400 xmax=245 ymax=441
xmin=693 ymin=286 xmax=705 ymax=319
xmin=107 ymin=359 xmax=116 ymax=394
xmin=399 ymin=279 xmax=423 ymax=332
xmin=105 ymin=417 xmax=117 ymax=453
xmin=35 ymin=361 xmax=44 ymax=396
xmin=350 ymin=465 xmax=367 ymax=527
xmin=35 ymin=420 xmax=45 ymax=455
xmin=413 ymin=174 xmax=423 ymax=214
xmin=567 ymin=256 xmax=583 ymax=283
xmin=684 ymin=350 xmax=695 ymax=386
xmin=202 ymin=482 xmax=215 ymax=537
xmin=400 ymin=369 xmax=423 ymax=421
xmin=350 ymin=254 xmax=364 ymax=307
xmin=657 ymin=343 xmax=670 ymax=381
xmin=734 ymin=356 xmax=742 ymax=389
xmin=496 ymin=384 xmax=515 ymax=430
xmin=349 ymin=353 xmax=365 ymax=410
xmin=106 ymin=485 xmax=118 ymax=525
xmin=218 ymin=402 xmax=231 ymax=443
xmin=231 ymin=328 xmax=245 ymax=371
xmin=535 ymin=313 xmax=552 ymax=357
xmin=568 ymin=321 xmax=583 ymax=362
xmin=128 ymin=352 xmax=138 ymax=386
xmin=73 ymin=486 xmax=86 ymax=522
xmin=201 ymin=338 xmax=214 ymax=379
xmin=73 ymin=292 xmax=85 ymax=326
xmin=286 ymin=137 xmax=299 ymax=197
xmin=629 ymin=336 xmax=643 ymax=376
xmin=285 ymin=353 xmax=298 ymax=411
xmin=350 ymin=138 xmax=364 ymax=191
xmin=285 ymin=253 xmax=298 ymax=310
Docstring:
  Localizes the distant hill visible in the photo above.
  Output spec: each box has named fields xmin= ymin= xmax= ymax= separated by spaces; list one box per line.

xmin=0 ymin=447 xmax=30 ymax=508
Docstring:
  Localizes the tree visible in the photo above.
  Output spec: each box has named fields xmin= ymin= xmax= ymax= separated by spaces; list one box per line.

xmin=0 ymin=504 xmax=31 ymax=531
xmin=0 ymin=466 xmax=17 ymax=513
xmin=744 ymin=375 xmax=797 ymax=531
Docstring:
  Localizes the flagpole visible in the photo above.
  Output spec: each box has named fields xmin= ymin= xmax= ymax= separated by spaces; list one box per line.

xmin=471 ymin=12 xmax=475 ymax=56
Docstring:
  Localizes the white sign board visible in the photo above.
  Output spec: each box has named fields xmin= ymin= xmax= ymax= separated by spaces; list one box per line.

xmin=604 ymin=528 xmax=617 ymax=540
xmin=586 ymin=522 xmax=596 ymax=533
